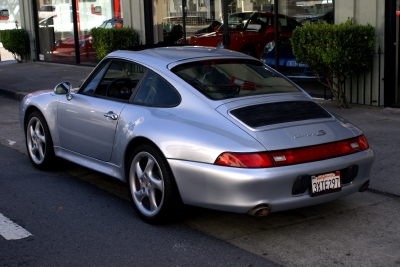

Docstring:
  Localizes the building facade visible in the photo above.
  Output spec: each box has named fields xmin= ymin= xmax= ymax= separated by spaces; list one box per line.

xmin=0 ymin=0 xmax=398 ymax=107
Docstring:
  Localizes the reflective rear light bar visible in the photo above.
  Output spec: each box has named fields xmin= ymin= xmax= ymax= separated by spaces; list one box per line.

xmin=215 ymin=135 xmax=369 ymax=168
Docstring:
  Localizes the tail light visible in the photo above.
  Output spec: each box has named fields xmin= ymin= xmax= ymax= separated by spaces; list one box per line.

xmin=215 ymin=135 xmax=370 ymax=168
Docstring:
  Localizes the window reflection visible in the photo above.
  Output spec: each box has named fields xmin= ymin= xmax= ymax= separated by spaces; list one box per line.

xmin=37 ymin=0 xmax=122 ymax=64
xmin=156 ymin=0 xmax=333 ymax=45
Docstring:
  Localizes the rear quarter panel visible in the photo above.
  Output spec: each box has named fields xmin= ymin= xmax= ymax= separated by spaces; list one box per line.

xmin=113 ymin=84 xmax=266 ymax=166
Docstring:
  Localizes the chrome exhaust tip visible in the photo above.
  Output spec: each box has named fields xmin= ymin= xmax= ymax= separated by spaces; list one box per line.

xmin=247 ymin=204 xmax=271 ymax=217
xmin=359 ymin=180 xmax=370 ymax=192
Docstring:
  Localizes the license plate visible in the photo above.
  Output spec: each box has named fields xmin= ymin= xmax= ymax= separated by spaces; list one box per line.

xmin=311 ymin=171 xmax=341 ymax=196
xmin=286 ymin=61 xmax=307 ymax=67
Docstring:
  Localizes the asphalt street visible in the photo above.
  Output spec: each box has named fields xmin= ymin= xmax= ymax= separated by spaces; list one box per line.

xmin=0 ymin=143 xmax=280 ymax=266
xmin=1 ymin=47 xmax=400 ymax=266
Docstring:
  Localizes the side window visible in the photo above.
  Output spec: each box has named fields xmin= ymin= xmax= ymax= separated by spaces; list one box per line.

xmin=278 ymin=18 xmax=288 ymax=32
xmin=247 ymin=14 xmax=266 ymax=32
xmin=79 ymin=60 xmax=110 ymax=95
xmin=287 ymin=19 xmax=300 ymax=31
xmin=133 ymin=71 xmax=180 ymax=107
xmin=80 ymin=59 xmax=146 ymax=100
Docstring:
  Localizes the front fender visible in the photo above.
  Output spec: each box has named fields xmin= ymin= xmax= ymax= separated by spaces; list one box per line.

xmin=20 ymin=90 xmax=66 ymax=146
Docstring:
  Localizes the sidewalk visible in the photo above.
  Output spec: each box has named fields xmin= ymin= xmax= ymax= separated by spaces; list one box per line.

xmin=0 ymin=46 xmax=17 ymax=63
xmin=0 ymin=47 xmax=399 ymax=199
xmin=0 ymin=47 xmax=93 ymax=100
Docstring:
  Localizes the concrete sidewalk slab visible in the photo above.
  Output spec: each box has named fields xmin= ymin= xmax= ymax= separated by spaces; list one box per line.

xmin=315 ymin=99 xmax=400 ymax=197
xmin=0 ymin=61 xmax=93 ymax=100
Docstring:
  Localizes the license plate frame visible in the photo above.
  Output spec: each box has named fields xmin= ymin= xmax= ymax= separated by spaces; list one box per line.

xmin=311 ymin=171 xmax=341 ymax=196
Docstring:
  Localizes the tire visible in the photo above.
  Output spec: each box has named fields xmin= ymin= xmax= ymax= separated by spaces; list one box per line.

xmin=241 ymin=47 xmax=257 ymax=58
xmin=25 ymin=111 xmax=56 ymax=170
xmin=127 ymin=144 xmax=181 ymax=224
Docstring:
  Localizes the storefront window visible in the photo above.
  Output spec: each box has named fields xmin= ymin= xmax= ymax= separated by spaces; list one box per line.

xmin=36 ymin=0 xmax=122 ymax=64
xmin=155 ymin=1 xmax=333 ymax=46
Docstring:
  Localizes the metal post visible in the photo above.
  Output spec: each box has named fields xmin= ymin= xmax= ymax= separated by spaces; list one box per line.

xmin=182 ymin=0 xmax=187 ymax=44
xmin=273 ymin=0 xmax=279 ymax=72
xmin=72 ymin=0 xmax=80 ymax=64
xmin=384 ymin=0 xmax=396 ymax=106
xmin=222 ymin=0 xmax=230 ymax=48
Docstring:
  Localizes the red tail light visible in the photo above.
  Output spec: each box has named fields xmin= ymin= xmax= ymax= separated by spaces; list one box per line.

xmin=215 ymin=135 xmax=369 ymax=168
xmin=214 ymin=152 xmax=275 ymax=168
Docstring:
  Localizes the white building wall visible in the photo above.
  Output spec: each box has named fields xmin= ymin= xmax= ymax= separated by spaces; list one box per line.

xmin=121 ymin=0 xmax=145 ymax=45
xmin=335 ymin=0 xmax=384 ymax=106
xmin=0 ymin=0 xmax=21 ymax=31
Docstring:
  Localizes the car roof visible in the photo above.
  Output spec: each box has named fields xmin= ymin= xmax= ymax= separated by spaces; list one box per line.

xmin=107 ymin=46 xmax=254 ymax=67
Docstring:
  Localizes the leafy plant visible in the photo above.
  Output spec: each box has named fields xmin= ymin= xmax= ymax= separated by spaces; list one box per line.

xmin=1 ymin=29 xmax=30 ymax=63
xmin=91 ymin=27 xmax=138 ymax=60
xmin=291 ymin=19 xmax=375 ymax=108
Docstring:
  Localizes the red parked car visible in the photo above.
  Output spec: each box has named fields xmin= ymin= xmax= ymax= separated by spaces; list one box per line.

xmin=187 ymin=12 xmax=301 ymax=59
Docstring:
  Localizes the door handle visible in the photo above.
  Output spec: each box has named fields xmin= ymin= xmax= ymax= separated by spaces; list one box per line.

xmin=104 ymin=111 xmax=118 ymax=120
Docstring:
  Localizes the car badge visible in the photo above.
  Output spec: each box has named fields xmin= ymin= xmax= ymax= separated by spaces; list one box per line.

xmin=294 ymin=130 xmax=326 ymax=139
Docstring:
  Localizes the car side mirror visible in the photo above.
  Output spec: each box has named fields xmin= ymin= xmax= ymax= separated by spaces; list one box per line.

xmin=54 ymin=82 xmax=73 ymax=100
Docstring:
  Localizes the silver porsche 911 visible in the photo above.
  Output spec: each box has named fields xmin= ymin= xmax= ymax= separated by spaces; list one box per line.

xmin=19 ymin=46 xmax=374 ymax=224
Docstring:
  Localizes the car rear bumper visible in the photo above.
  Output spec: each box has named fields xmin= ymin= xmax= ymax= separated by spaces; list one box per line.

xmin=168 ymin=149 xmax=374 ymax=214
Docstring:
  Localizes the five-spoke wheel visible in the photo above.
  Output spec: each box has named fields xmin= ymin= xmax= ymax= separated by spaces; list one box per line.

xmin=128 ymin=144 xmax=181 ymax=224
xmin=26 ymin=111 xmax=55 ymax=170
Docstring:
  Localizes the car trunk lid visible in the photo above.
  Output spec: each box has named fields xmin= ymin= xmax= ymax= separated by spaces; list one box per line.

xmin=216 ymin=97 xmax=362 ymax=151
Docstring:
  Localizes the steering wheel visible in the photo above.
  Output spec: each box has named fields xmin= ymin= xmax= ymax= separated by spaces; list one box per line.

xmin=106 ymin=78 xmax=132 ymax=97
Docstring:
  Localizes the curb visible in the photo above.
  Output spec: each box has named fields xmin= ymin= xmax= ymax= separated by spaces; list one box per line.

xmin=0 ymin=88 xmax=27 ymax=101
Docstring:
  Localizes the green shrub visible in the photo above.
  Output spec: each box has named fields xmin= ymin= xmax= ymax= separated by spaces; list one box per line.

xmin=91 ymin=27 xmax=138 ymax=60
xmin=1 ymin=29 xmax=30 ymax=63
xmin=291 ymin=19 xmax=375 ymax=108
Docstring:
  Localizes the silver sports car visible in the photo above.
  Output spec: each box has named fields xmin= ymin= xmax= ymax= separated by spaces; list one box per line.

xmin=19 ymin=46 xmax=374 ymax=224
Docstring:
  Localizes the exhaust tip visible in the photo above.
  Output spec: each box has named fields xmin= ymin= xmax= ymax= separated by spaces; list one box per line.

xmin=359 ymin=180 xmax=370 ymax=192
xmin=247 ymin=204 xmax=271 ymax=217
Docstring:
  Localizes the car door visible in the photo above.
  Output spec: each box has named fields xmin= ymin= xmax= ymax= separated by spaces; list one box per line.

xmin=57 ymin=59 xmax=146 ymax=161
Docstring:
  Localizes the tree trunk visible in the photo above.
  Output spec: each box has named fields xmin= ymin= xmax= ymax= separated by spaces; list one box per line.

xmin=336 ymin=79 xmax=349 ymax=108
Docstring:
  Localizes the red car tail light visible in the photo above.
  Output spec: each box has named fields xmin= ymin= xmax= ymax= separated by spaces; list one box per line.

xmin=215 ymin=135 xmax=369 ymax=168
xmin=214 ymin=152 xmax=275 ymax=168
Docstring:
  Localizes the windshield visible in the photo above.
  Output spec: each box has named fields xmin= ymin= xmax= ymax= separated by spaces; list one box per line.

xmin=172 ymin=59 xmax=301 ymax=100
xmin=228 ymin=12 xmax=253 ymax=30
xmin=216 ymin=12 xmax=254 ymax=31
xmin=99 ymin=19 xmax=123 ymax=29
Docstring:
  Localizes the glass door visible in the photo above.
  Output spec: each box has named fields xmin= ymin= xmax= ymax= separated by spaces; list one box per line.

xmin=36 ymin=0 xmax=122 ymax=64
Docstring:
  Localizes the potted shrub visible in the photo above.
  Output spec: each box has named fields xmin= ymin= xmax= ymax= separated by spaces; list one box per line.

xmin=91 ymin=27 xmax=138 ymax=61
xmin=291 ymin=19 xmax=375 ymax=108
xmin=1 ymin=28 xmax=30 ymax=63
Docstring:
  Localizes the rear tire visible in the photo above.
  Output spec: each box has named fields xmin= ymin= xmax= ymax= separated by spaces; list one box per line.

xmin=25 ymin=111 xmax=56 ymax=170
xmin=127 ymin=144 xmax=182 ymax=224
xmin=241 ymin=47 xmax=258 ymax=58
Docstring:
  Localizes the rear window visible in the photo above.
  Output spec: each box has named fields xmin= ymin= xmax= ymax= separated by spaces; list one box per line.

xmin=171 ymin=59 xmax=300 ymax=100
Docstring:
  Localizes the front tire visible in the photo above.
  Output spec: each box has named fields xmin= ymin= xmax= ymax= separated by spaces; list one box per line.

xmin=127 ymin=144 xmax=181 ymax=224
xmin=25 ymin=111 xmax=56 ymax=170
